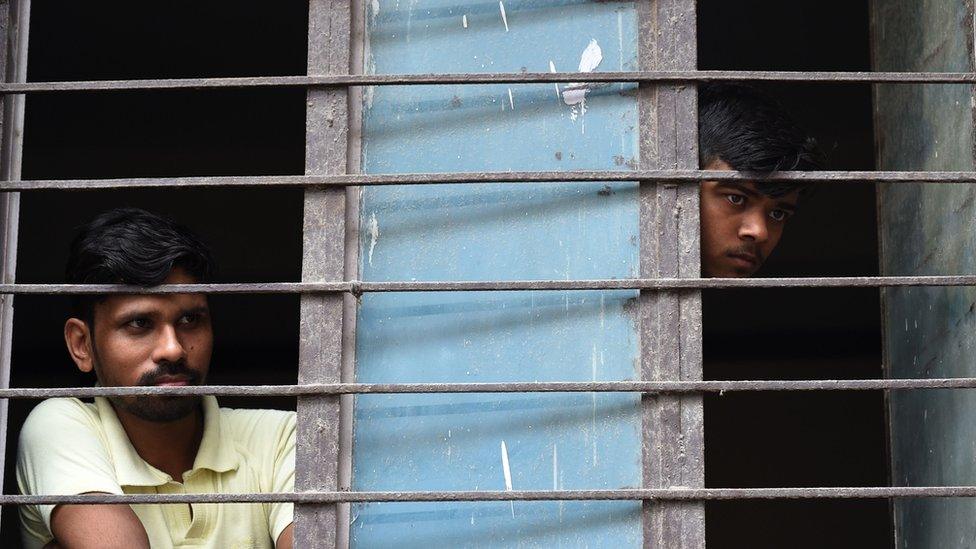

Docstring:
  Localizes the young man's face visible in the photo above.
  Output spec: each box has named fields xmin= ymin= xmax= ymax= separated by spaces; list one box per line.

xmin=65 ymin=268 xmax=213 ymax=422
xmin=700 ymin=159 xmax=800 ymax=277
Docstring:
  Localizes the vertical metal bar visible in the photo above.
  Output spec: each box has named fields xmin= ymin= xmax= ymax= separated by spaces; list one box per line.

xmin=338 ymin=0 xmax=364 ymax=545
xmin=0 ymin=0 xmax=28 ymax=534
xmin=638 ymin=0 xmax=703 ymax=547
xmin=296 ymin=1 xmax=350 ymax=547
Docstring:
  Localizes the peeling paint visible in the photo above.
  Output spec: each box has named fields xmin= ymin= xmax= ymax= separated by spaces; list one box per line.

xmin=499 ymin=1 xmax=509 ymax=32
xmin=549 ymin=60 xmax=560 ymax=99
xmin=462 ymin=14 xmax=468 ymax=28
xmin=501 ymin=440 xmax=515 ymax=518
xmin=563 ymin=39 xmax=603 ymax=134
xmin=368 ymin=211 xmax=380 ymax=266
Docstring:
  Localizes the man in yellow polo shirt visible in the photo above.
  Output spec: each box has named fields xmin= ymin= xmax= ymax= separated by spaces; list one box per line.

xmin=16 ymin=208 xmax=295 ymax=549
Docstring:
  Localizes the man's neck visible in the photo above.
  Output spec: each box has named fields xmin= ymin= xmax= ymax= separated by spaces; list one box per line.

xmin=113 ymin=404 xmax=204 ymax=483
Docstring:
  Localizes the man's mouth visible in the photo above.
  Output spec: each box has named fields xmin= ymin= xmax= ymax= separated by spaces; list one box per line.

xmin=152 ymin=375 xmax=192 ymax=387
xmin=727 ymin=252 xmax=759 ymax=268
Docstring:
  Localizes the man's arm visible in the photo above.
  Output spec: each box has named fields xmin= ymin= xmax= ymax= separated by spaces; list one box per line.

xmin=48 ymin=496 xmax=149 ymax=549
xmin=276 ymin=523 xmax=293 ymax=549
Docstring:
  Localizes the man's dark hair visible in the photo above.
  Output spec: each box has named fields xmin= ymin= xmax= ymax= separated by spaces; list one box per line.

xmin=699 ymin=82 xmax=824 ymax=197
xmin=65 ymin=208 xmax=215 ymax=323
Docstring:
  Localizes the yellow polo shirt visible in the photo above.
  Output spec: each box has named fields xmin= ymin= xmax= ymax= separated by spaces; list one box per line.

xmin=16 ymin=396 xmax=295 ymax=549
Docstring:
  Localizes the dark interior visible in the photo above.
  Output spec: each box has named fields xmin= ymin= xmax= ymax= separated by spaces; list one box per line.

xmin=699 ymin=1 xmax=890 ymax=548
xmin=2 ymin=1 xmax=887 ymax=547
xmin=2 ymin=2 xmax=309 ymax=544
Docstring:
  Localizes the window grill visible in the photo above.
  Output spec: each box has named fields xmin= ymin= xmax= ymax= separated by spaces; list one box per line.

xmin=0 ymin=0 xmax=972 ymax=547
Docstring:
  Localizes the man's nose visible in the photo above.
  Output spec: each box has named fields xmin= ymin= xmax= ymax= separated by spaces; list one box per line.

xmin=738 ymin=210 xmax=769 ymax=243
xmin=152 ymin=325 xmax=186 ymax=363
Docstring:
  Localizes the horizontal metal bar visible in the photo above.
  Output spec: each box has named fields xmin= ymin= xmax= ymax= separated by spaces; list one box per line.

xmin=8 ymin=378 xmax=976 ymax=399
xmin=5 ymin=170 xmax=976 ymax=191
xmin=6 ymin=487 xmax=976 ymax=505
xmin=1 ymin=70 xmax=975 ymax=94
xmin=3 ymin=276 xmax=976 ymax=295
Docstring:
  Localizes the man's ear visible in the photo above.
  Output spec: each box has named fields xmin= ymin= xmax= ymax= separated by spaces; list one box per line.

xmin=64 ymin=318 xmax=95 ymax=373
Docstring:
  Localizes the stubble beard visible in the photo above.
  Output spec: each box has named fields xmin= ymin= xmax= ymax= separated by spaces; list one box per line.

xmin=95 ymin=354 xmax=204 ymax=422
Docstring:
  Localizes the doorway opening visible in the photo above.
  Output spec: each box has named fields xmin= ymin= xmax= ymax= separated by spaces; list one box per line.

xmin=2 ymin=2 xmax=309 ymax=545
xmin=698 ymin=1 xmax=890 ymax=547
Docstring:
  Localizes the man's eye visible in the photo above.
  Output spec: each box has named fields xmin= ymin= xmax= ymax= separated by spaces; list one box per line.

xmin=126 ymin=318 xmax=150 ymax=329
xmin=179 ymin=313 xmax=200 ymax=325
xmin=769 ymin=209 xmax=790 ymax=222
xmin=726 ymin=194 xmax=746 ymax=206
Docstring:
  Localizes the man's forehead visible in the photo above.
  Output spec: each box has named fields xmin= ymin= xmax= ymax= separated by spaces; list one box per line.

xmin=95 ymin=292 xmax=209 ymax=318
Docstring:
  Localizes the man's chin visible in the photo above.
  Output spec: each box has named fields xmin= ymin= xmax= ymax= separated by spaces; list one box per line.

xmin=112 ymin=395 xmax=202 ymax=423
xmin=703 ymin=263 xmax=760 ymax=278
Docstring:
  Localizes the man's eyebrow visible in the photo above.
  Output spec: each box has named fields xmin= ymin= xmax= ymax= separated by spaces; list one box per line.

xmin=714 ymin=182 xmax=761 ymax=198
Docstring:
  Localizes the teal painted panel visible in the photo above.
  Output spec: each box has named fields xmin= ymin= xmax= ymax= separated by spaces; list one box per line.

xmin=873 ymin=1 xmax=976 ymax=547
xmin=354 ymin=1 xmax=642 ymax=546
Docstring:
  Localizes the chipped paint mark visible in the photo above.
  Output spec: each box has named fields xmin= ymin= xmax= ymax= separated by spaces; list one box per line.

xmin=501 ymin=440 xmax=515 ymax=518
xmin=499 ymin=1 xmax=509 ymax=32
xmin=370 ymin=0 xmax=380 ymax=18
xmin=600 ymin=293 xmax=606 ymax=329
xmin=554 ymin=151 xmax=562 ymax=161
xmin=368 ymin=212 xmax=380 ymax=266
xmin=462 ymin=14 xmax=468 ymax=28
xmin=617 ymin=11 xmax=625 ymax=71
xmin=552 ymin=444 xmax=559 ymax=490
xmin=591 ymin=344 xmax=598 ymax=466
xmin=549 ymin=60 xmax=560 ymax=99
xmin=563 ymin=39 xmax=603 ymax=134
xmin=508 ymin=88 xmax=515 ymax=110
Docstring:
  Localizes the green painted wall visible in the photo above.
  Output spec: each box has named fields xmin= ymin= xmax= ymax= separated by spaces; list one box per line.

xmin=872 ymin=1 xmax=976 ymax=546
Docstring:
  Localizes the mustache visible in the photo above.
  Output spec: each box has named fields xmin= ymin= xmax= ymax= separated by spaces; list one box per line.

xmin=726 ymin=244 xmax=765 ymax=264
xmin=135 ymin=360 xmax=201 ymax=386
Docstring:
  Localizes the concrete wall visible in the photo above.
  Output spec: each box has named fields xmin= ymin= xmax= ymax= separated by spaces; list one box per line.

xmin=872 ymin=1 xmax=976 ymax=547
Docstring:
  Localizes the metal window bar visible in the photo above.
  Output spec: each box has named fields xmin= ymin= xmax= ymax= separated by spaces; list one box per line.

xmin=0 ymin=70 xmax=975 ymax=93
xmin=295 ymin=0 xmax=352 ymax=547
xmin=5 ymin=486 xmax=976 ymax=506
xmin=638 ymin=0 xmax=703 ymax=545
xmin=7 ymin=275 xmax=976 ymax=295
xmin=7 ymin=377 xmax=976 ymax=399
xmin=0 ymin=0 xmax=28 ymax=537
xmin=5 ymin=170 xmax=976 ymax=192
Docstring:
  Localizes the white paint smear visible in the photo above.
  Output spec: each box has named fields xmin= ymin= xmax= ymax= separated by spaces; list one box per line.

xmin=499 ymin=1 xmax=509 ymax=32
xmin=462 ymin=14 xmax=468 ymax=28
xmin=563 ymin=39 xmax=603 ymax=134
xmin=367 ymin=212 xmax=380 ymax=266
xmin=578 ymin=38 xmax=603 ymax=72
xmin=549 ymin=60 xmax=560 ymax=99
xmin=507 ymin=88 xmax=515 ymax=110
xmin=563 ymin=39 xmax=603 ymax=107
xmin=501 ymin=440 xmax=515 ymax=518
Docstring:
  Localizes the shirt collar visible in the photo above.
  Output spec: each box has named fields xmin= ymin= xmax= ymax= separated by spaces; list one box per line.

xmin=95 ymin=395 xmax=239 ymax=487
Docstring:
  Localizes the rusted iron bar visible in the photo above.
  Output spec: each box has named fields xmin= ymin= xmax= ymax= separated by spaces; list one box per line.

xmin=7 ymin=377 xmax=976 ymax=399
xmin=3 ymin=275 xmax=976 ymax=295
xmin=6 ymin=487 xmax=976 ymax=506
xmin=2 ymin=70 xmax=976 ymax=94
xmin=4 ymin=170 xmax=976 ymax=191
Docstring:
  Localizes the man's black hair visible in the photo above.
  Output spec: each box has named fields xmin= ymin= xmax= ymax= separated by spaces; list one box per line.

xmin=65 ymin=208 xmax=215 ymax=323
xmin=699 ymin=82 xmax=824 ymax=197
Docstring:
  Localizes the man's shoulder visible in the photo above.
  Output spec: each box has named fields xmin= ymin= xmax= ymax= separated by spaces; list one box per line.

xmin=21 ymin=398 xmax=99 ymax=436
xmin=217 ymin=406 xmax=295 ymax=447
